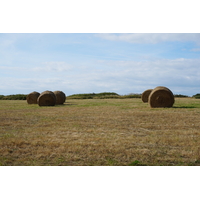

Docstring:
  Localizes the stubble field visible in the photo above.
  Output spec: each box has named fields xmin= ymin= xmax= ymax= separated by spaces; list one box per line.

xmin=0 ymin=98 xmax=200 ymax=166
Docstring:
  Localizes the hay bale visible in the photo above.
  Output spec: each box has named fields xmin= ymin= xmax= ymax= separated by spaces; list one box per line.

xmin=37 ymin=91 xmax=56 ymax=106
xmin=148 ymin=86 xmax=175 ymax=108
xmin=27 ymin=91 xmax=40 ymax=104
xmin=53 ymin=91 xmax=66 ymax=104
xmin=142 ymin=89 xmax=153 ymax=103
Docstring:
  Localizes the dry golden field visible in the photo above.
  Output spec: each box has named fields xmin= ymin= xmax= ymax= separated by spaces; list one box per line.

xmin=0 ymin=98 xmax=200 ymax=166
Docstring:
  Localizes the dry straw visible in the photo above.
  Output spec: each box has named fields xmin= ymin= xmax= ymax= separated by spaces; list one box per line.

xmin=148 ymin=86 xmax=175 ymax=108
xmin=53 ymin=91 xmax=66 ymax=104
xmin=37 ymin=90 xmax=56 ymax=106
xmin=142 ymin=89 xmax=153 ymax=103
xmin=27 ymin=91 xmax=40 ymax=104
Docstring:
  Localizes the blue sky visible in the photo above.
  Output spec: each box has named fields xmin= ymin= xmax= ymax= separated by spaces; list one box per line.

xmin=0 ymin=33 xmax=200 ymax=96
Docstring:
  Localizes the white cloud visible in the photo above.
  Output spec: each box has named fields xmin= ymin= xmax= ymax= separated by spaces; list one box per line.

xmin=97 ymin=33 xmax=200 ymax=45
xmin=190 ymin=48 xmax=200 ymax=52
xmin=0 ymin=61 xmax=74 ymax=75
xmin=32 ymin=62 xmax=73 ymax=72
xmin=73 ymin=58 xmax=200 ymax=95
xmin=1 ymin=58 xmax=200 ymax=96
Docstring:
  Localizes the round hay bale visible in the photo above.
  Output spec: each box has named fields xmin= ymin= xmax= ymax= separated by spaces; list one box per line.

xmin=148 ymin=86 xmax=174 ymax=108
xmin=27 ymin=91 xmax=40 ymax=104
xmin=53 ymin=90 xmax=66 ymax=104
xmin=37 ymin=91 xmax=56 ymax=106
xmin=142 ymin=89 xmax=153 ymax=103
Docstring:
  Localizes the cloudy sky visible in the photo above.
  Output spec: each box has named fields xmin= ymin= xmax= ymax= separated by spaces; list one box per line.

xmin=0 ymin=33 xmax=200 ymax=96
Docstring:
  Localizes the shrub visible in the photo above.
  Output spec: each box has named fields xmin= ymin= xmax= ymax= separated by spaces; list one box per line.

xmin=174 ymin=94 xmax=189 ymax=98
xmin=0 ymin=95 xmax=5 ymax=100
xmin=193 ymin=94 xmax=200 ymax=99
xmin=2 ymin=94 xmax=27 ymax=100
xmin=67 ymin=92 xmax=143 ymax=99
xmin=67 ymin=93 xmax=95 ymax=99
xmin=120 ymin=93 xmax=141 ymax=98
xmin=67 ymin=92 xmax=120 ymax=99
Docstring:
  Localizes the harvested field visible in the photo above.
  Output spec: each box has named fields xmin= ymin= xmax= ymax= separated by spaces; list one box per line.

xmin=0 ymin=98 xmax=200 ymax=166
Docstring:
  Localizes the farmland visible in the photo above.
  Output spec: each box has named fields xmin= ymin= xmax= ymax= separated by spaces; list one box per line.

xmin=0 ymin=98 xmax=200 ymax=166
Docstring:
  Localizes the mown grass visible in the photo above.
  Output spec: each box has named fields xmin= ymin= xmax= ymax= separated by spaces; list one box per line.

xmin=0 ymin=98 xmax=200 ymax=166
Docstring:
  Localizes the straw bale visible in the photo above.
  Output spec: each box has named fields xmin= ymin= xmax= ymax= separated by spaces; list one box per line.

xmin=53 ymin=91 xmax=66 ymax=104
xmin=142 ymin=89 xmax=153 ymax=103
xmin=37 ymin=90 xmax=56 ymax=106
xmin=27 ymin=91 xmax=40 ymax=104
xmin=148 ymin=86 xmax=174 ymax=108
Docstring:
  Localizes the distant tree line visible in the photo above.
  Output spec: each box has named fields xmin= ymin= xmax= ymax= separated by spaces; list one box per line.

xmin=192 ymin=94 xmax=200 ymax=99
xmin=67 ymin=92 xmax=142 ymax=99
xmin=0 ymin=94 xmax=27 ymax=100
xmin=174 ymin=94 xmax=189 ymax=98
xmin=0 ymin=93 xmax=199 ymax=100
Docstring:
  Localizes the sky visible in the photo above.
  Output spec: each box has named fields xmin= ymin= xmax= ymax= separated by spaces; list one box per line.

xmin=0 ymin=33 xmax=200 ymax=96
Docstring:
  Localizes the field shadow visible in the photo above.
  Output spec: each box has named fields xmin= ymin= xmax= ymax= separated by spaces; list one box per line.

xmin=63 ymin=103 xmax=77 ymax=106
xmin=173 ymin=106 xmax=198 ymax=108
